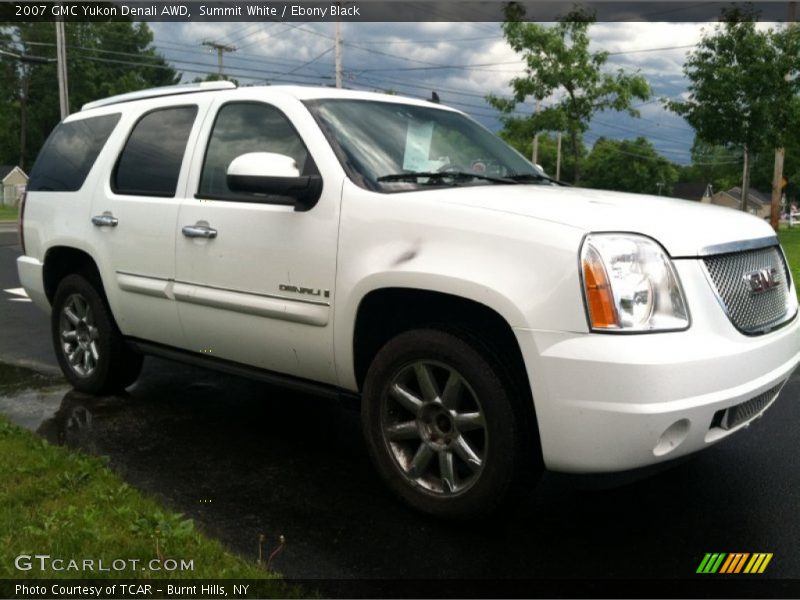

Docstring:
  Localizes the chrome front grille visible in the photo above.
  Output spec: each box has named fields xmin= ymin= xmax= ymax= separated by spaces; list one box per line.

xmin=702 ymin=245 xmax=794 ymax=334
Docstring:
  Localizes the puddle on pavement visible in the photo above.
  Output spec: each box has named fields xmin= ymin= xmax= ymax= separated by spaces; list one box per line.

xmin=0 ymin=362 xmax=70 ymax=433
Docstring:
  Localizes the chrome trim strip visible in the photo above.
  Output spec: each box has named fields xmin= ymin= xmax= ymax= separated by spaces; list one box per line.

xmin=116 ymin=272 xmax=170 ymax=299
xmin=172 ymin=282 xmax=328 ymax=326
xmin=115 ymin=271 xmax=331 ymax=307
xmin=698 ymin=236 xmax=779 ymax=257
xmin=176 ymin=279 xmax=331 ymax=307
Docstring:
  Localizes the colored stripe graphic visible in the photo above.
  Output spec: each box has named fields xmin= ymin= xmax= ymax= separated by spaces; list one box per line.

xmin=698 ymin=552 xmax=773 ymax=574
xmin=720 ymin=553 xmax=750 ymax=573
xmin=758 ymin=554 xmax=773 ymax=573
xmin=697 ymin=553 xmax=727 ymax=573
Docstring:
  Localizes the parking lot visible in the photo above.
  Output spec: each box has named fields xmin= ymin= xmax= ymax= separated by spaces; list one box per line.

xmin=1 ymin=240 xmax=799 ymax=597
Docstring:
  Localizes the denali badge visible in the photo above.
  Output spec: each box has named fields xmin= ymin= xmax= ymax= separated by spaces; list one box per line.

xmin=279 ymin=284 xmax=331 ymax=298
xmin=744 ymin=267 xmax=780 ymax=294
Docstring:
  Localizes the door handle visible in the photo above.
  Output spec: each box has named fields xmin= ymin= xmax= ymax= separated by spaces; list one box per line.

xmin=91 ymin=213 xmax=118 ymax=227
xmin=182 ymin=224 xmax=218 ymax=239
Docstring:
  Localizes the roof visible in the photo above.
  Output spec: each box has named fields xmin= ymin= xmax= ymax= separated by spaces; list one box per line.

xmin=724 ymin=186 xmax=770 ymax=206
xmin=670 ymin=182 xmax=709 ymax=201
xmin=0 ymin=165 xmax=27 ymax=181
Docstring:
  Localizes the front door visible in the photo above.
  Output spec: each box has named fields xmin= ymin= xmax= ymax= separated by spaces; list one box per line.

xmin=174 ymin=96 xmax=341 ymax=385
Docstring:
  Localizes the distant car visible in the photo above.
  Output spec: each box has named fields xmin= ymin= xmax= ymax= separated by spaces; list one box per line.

xmin=16 ymin=81 xmax=800 ymax=517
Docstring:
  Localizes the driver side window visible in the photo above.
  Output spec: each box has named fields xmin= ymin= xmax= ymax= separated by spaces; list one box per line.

xmin=198 ymin=102 xmax=313 ymax=199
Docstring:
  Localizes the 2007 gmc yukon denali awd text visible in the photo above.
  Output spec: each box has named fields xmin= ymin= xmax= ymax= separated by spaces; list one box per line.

xmin=16 ymin=81 xmax=800 ymax=517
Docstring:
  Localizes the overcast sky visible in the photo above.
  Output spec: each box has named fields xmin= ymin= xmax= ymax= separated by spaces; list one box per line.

xmin=146 ymin=21 xmax=771 ymax=164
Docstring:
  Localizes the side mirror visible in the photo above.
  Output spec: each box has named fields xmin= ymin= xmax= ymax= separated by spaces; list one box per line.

xmin=226 ymin=152 xmax=322 ymax=212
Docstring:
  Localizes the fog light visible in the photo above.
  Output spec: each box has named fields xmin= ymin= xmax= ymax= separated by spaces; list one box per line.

xmin=653 ymin=419 xmax=690 ymax=456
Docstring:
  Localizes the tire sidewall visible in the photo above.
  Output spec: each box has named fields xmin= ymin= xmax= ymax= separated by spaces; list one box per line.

xmin=362 ymin=329 xmax=522 ymax=518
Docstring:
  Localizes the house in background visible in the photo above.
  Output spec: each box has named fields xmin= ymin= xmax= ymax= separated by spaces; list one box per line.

xmin=702 ymin=186 xmax=771 ymax=218
xmin=670 ymin=182 xmax=712 ymax=202
xmin=0 ymin=166 xmax=28 ymax=208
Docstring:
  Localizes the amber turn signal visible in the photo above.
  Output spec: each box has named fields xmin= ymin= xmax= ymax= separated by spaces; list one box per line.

xmin=582 ymin=249 xmax=618 ymax=329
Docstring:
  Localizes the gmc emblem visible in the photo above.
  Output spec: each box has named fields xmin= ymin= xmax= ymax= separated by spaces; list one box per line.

xmin=744 ymin=267 xmax=780 ymax=294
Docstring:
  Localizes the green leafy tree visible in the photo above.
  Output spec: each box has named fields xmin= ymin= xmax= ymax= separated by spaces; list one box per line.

xmin=0 ymin=21 xmax=179 ymax=168
xmin=678 ymin=139 xmax=742 ymax=194
xmin=749 ymin=98 xmax=800 ymax=204
xmin=497 ymin=124 xmax=586 ymax=183
xmin=488 ymin=4 xmax=651 ymax=182
xmin=192 ymin=73 xmax=240 ymax=85
xmin=581 ymin=137 xmax=678 ymax=194
xmin=667 ymin=9 xmax=800 ymax=211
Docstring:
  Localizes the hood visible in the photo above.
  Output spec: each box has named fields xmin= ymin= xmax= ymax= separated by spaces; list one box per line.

xmin=437 ymin=184 xmax=776 ymax=257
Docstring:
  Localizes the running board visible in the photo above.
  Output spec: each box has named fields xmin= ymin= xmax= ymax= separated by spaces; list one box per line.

xmin=126 ymin=338 xmax=361 ymax=410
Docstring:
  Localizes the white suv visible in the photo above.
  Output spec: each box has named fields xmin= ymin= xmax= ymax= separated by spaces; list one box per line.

xmin=17 ymin=81 xmax=800 ymax=517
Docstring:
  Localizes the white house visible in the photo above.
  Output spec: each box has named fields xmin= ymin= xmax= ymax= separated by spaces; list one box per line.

xmin=0 ymin=165 xmax=28 ymax=208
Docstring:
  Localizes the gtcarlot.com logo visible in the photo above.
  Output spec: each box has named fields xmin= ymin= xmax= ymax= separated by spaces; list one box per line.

xmin=696 ymin=552 xmax=773 ymax=574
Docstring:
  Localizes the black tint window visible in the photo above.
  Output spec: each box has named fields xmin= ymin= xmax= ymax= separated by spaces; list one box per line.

xmin=114 ymin=106 xmax=197 ymax=197
xmin=199 ymin=103 xmax=312 ymax=198
xmin=28 ymin=113 xmax=120 ymax=192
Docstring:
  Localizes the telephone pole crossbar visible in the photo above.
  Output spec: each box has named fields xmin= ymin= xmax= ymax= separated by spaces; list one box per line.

xmin=202 ymin=40 xmax=236 ymax=78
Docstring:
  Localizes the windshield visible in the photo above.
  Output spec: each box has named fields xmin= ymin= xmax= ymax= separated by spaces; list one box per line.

xmin=304 ymin=98 xmax=548 ymax=192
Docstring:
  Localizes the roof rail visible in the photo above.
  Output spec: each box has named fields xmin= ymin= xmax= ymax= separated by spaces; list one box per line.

xmin=81 ymin=80 xmax=237 ymax=111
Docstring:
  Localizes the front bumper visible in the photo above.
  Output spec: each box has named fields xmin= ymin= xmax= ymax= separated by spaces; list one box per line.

xmin=516 ymin=259 xmax=800 ymax=473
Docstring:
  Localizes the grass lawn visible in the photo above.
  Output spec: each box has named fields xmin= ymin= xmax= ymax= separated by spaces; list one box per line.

xmin=0 ymin=205 xmax=18 ymax=221
xmin=778 ymin=227 xmax=800 ymax=301
xmin=0 ymin=414 xmax=296 ymax=591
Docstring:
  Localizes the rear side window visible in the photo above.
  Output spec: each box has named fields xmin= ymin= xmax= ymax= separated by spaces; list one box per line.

xmin=27 ymin=113 xmax=120 ymax=192
xmin=113 ymin=106 xmax=198 ymax=197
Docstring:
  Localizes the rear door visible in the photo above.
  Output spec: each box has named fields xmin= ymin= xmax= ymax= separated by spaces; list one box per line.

xmin=88 ymin=100 xmax=206 ymax=346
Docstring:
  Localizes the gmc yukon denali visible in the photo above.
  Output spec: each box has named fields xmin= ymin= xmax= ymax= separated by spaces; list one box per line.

xmin=17 ymin=81 xmax=800 ymax=517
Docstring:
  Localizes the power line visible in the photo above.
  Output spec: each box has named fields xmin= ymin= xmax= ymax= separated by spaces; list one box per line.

xmin=281 ymin=46 xmax=334 ymax=78
xmin=201 ymin=40 xmax=236 ymax=77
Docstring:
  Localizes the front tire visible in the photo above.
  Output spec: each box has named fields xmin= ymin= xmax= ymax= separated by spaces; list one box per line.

xmin=51 ymin=273 xmax=142 ymax=394
xmin=362 ymin=328 xmax=539 ymax=518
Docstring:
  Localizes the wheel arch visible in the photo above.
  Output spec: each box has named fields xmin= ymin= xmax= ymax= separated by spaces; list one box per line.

xmin=43 ymin=245 xmax=104 ymax=305
xmin=350 ymin=287 xmax=535 ymax=420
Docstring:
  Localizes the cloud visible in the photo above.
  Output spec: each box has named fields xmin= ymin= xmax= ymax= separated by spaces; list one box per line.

xmin=147 ymin=21 xmax=725 ymax=162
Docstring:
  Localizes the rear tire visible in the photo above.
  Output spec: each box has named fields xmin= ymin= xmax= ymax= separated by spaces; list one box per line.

xmin=51 ymin=273 xmax=142 ymax=394
xmin=362 ymin=328 xmax=540 ymax=518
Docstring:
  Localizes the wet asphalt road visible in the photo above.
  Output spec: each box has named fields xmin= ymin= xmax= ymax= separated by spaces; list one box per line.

xmin=2 ymin=241 xmax=800 ymax=596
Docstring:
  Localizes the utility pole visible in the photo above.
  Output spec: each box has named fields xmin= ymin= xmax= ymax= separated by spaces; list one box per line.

xmin=531 ymin=98 xmax=541 ymax=165
xmin=334 ymin=15 xmax=343 ymax=88
xmin=555 ymin=132 xmax=562 ymax=180
xmin=770 ymin=0 xmax=796 ymax=230
xmin=55 ymin=20 xmax=69 ymax=119
xmin=741 ymin=145 xmax=751 ymax=213
xmin=202 ymin=40 xmax=236 ymax=78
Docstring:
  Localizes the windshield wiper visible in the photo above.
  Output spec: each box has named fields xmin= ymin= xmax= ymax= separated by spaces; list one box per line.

xmin=377 ymin=170 xmax=518 ymax=185
xmin=508 ymin=172 xmax=568 ymax=186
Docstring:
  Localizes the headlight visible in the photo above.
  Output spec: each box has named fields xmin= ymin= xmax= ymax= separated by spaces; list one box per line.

xmin=580 ymin=233 xmax=689 ymax=332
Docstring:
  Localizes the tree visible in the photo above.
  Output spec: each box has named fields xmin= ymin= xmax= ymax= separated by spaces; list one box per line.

xmin=678 ymin=139 xmax=742 ymax=195
xmin=498 ymin=124 xmax=586 ymax=183
xmin=667 ymin=10 xmax=800 ymax=211
xmin=488 ymin=4 xmax=651 ymax=182
xmin=581 ymin=137 xmax=678 ymax=194
xmin=0 ymin=21 xmax=179 ymax=168
xmin=192 ymin=73 xmax=240 ymax=85
xmin=749 ymin=98 xmax=800 ymax=205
